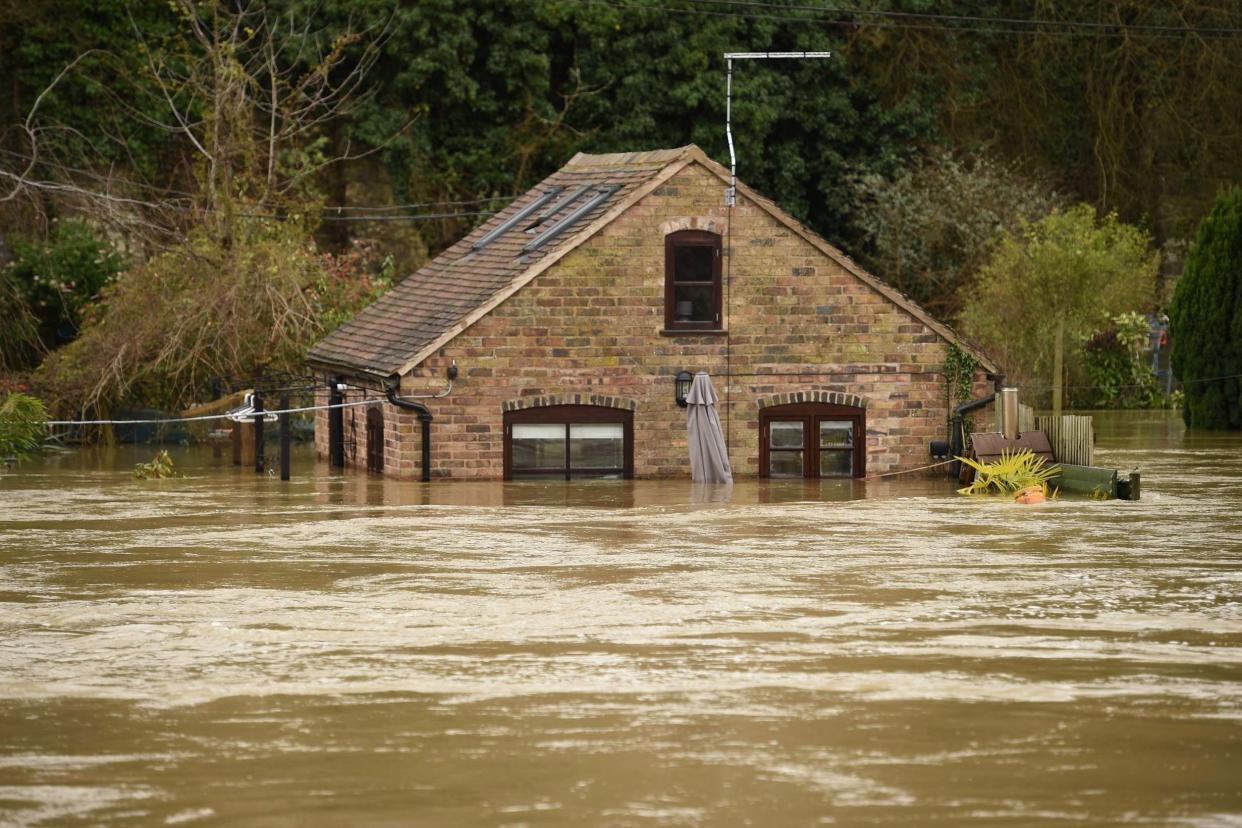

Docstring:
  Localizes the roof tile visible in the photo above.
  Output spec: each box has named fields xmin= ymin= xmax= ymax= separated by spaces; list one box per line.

xmin=308 ymin=147 xmax=691 ymax=376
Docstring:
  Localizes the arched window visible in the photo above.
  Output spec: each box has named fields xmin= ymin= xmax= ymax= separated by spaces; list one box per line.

xmin=759 ymin=403 xmax=866 ymax=479
xmin=664 ymin=230 xmax=722 ymax=331
xmin=503 ymin=405 xmax=633 ymax=480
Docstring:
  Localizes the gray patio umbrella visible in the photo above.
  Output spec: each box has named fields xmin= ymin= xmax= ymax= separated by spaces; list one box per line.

xmin=686 ymin=372 xmax=733 ymax=484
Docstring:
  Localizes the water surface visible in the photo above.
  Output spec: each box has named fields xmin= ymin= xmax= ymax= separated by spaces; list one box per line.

xmin=1 ymin=411 xmax=1239 ymax=825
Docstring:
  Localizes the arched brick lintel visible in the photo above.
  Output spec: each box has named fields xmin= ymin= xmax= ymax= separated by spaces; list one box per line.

xmin=659 ymin=216 xmax=726 ymax=237
xmin=756 ymin=390 xmax=868 ymax=410
xmin=501 ymin=393 xmax=639 ymax=413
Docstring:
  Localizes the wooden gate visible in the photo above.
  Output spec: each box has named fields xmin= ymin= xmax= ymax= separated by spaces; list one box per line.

xmin=366 ymin=407 xmax=384 ymax=474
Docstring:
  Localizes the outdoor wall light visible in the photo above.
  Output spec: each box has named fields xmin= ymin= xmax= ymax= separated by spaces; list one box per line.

xmin=675 ymin=370 xmax=694 ymax=407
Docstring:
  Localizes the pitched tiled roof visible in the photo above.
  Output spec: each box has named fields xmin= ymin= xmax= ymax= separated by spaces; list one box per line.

xmin=308 ymin=144 xmax=997 ymax=377
xmin=307 ymin=147 xmax=695 ymax=377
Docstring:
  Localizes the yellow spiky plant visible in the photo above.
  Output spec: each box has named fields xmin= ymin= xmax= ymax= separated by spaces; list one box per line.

xmin=956 ymin=449 xmax=1060 ymax=497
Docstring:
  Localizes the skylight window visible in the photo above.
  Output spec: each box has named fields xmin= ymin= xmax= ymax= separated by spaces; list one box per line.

xmin=470 ymin=187 xmax=564 ymax=252
xmin=525 ymin=184 xmax=592 ymax=232
xmin=522 ymin=185 xmax=620 ymax=254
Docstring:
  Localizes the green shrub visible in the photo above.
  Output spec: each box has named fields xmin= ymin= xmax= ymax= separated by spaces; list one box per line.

xmin=1081 ymin=311 xmax=1160 ymax=408
xmin=849 ymin=150 xmax=1062 ymax=322
xmin=7 ymin=219 xmax=126 ymax=347
xmin=960 ymin=205 xmax=1158 ymax=406
xmin=35 ymin=220 xmax=391 ymax=415
xmin=1169 ymin=189 xmax=1242 ymax=429
xmin=0 ymin=392 xmax=48 ymax=462
xmin=133 ymin=450 xmax=176 ymax=480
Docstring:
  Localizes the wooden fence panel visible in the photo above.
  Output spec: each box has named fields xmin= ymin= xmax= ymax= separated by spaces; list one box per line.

xmin=1035 ymin=414 xmax=1094 ymax=466
xmin=1018 ymin=404 xmax=1036 ymax=434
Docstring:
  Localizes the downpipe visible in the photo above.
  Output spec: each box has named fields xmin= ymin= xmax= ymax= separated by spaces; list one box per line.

xmin=384 ymin=379 xmax=433 ymax=483
xmin=948 ymin=374 xmax=1005 ymax=477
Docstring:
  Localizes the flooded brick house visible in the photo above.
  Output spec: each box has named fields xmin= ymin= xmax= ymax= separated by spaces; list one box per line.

xmin=307 ymin=145 xmax=996 ymax=480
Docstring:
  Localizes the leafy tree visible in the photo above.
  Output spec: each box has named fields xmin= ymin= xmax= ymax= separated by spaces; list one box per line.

xmin=960 ymin=205 xmax=1158 ymax=410
xmin=35 ymin=220 xmax=392 ymax=415
xmin=1169 ymin=189 xmax=1242 ymax=429
xmin=293 ymin=0 xmax=936 ymax=254
xmin=6 ymin=219 xmax=125 ymax=347
xmin=848 ymin=150 xmax=1062 ymax=321
xmin=1080 ymin=311 xmax=1160 ymax=409
xmin=855 ymin=0 xmax=1242 ymax=245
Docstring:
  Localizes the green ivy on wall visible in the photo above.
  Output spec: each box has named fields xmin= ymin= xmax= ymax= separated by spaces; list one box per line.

xmin=945 ymin=344 xmax=980 ymax=417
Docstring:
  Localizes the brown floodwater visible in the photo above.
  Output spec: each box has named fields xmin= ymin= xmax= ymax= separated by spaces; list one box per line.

xmin=0 ymin=411 xmax=1239 ymax=826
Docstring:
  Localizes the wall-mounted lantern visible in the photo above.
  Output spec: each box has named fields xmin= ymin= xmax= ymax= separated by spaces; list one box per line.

xmin=675 ymin=370 xmax=694 ymax=407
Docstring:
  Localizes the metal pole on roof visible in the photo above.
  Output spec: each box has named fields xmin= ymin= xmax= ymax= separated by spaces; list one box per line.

xmin=726 ymin=58 xmax=735 ymax=207
xmin=721 ymin=51 xmax=832 ymax=452
xmin=723 ymin=52 xmax=831 ymax=207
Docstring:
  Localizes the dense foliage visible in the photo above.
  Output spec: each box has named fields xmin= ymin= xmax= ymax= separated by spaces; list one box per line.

xmin=1169 ymin=189 xmax=1242 ymax=429
xmin=2 ymin=1 xmax=1241 ymax=411
xmin=0 ymin=391 xmax=47 ymax=462
xmin=1080 ymin=312 xmax=1161 ymax=409
xmin=34 ymin=222 xmax=392 ymax=414
xmin=6 ymin=220 xmax=126 ymax=349
xmin=848 ymin=151 xmax=1062 ymax=321
xmin=960 ymin=205 xmax=1158 ymax=403
xmin=9 ymin=1 xmax=1238 ymax=251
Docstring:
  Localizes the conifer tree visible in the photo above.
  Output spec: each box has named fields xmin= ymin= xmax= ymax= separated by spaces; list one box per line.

xmin=1170 ymin=189 xmax=1242 ymax=429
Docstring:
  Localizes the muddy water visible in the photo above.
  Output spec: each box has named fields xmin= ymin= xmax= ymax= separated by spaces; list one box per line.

xmin=1 ymin=411 xmax=1239 ymax=826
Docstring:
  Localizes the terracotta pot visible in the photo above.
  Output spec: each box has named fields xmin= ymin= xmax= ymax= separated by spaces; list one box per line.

xmin=1013 ymin=485 xmax=1046 ymax=505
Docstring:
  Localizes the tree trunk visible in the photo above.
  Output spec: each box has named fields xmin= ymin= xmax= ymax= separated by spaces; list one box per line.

xmin=1052 ymin=317 xmax=1065 ymax=414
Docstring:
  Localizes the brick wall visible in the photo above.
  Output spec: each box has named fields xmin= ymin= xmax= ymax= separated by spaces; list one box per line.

xmin=320 ymin=161 xmax=993 ymax=479
xmin=313 ymin=389 xmax=426 ymax=478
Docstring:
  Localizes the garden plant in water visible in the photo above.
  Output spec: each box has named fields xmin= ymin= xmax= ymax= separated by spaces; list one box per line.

xmin=0 ymin=392 xmax=48 ymax=465
xmin=956 ymin=449 xmax=1060 ymax=500
xmin=133 ymin=450 xmax=176 ymax=480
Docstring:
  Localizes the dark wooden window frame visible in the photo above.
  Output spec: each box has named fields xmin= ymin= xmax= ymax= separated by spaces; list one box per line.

xmin=663 ymin=229 xmax=723 ymax=332
xmin=503 ymin=405 xmax=634 ymax=481
xmin=759 ymin=402 xmax=866 ymax=479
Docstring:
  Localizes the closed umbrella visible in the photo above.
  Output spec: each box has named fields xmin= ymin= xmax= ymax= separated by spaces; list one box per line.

xmin=686 ymin=372 xmax=732 ymax=484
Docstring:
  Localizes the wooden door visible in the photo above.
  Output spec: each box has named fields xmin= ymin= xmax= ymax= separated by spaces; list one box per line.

xmin=366 ymin=407 xmax=384 ymax=474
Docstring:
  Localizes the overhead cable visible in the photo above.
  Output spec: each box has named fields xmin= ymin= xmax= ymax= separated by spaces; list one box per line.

xmin=566 ymin=0 xmax=1242 ymax=40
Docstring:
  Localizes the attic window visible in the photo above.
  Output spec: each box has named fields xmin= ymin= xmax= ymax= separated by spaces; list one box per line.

xmin=664 ymin=230 xmax=722 ymax=330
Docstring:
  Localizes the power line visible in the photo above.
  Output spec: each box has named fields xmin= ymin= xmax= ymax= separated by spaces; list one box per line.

xmin=0 ymin=146 xmax=514 ymax=219
xmin=566 ymin=0 xmax=1242 ymax=40
xmin=39 ymin=397 xmax=385 ymax=427
xmin=315 ymin=210 xmax=496 ymax=222
xmin=695 ymin=0 xmax=1242 ymax=36
xmin=322 ymin=196 xmax=518 ymax=212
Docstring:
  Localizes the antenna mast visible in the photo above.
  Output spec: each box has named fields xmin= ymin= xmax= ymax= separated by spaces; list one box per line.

xmin=724 ymin=51 xmax=831 ymax=206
